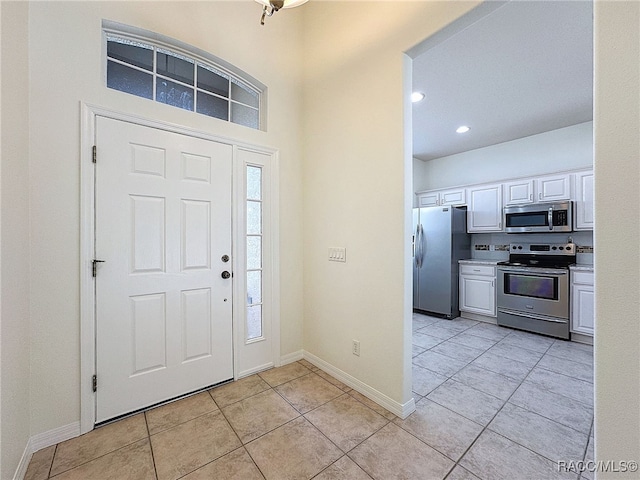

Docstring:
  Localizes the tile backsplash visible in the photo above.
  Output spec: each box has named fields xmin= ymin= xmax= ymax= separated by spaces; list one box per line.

xmin=469 ymin=231 xmax=594 ymax=264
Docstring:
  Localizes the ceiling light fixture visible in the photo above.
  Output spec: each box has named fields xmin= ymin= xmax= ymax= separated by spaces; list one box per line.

xmin=456 ymin=126 xmax=471 ymax=134
xmin=411 ymin=92 xmax=426 ymax=103
xmin=255 ymin=0 xmax=309 ymax=25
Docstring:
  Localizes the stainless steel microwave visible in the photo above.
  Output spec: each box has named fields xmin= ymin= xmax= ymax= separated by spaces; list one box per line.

xmin=504 ymin=201 xmax=573 ymax=233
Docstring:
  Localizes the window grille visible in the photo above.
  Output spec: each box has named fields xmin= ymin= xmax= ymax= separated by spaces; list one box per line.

xmin=104 ymin=26 xmax=264 ymax=130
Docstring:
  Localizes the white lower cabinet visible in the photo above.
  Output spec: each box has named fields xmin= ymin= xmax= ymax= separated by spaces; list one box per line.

xmin=459 ymin=264 xmax=496 ymax=317
xmin=571 ymin=269 xmax=594 ymax=337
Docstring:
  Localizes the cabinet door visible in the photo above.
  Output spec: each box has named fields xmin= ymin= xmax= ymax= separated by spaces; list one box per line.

xmin=467 ymin=184 xmax=503 ymax=232
xmin=460 ymin=275 xmax=496 ymax=317
xmin=574 ymin=171 xmax=594 ymax=230
xmin=571 ymin=283 xmax=594 ymax=335
xmin=503 ymin=179 xmax=534 ymax=205
xmin=536 ymin=174 xmax=571 ymax=202
xmin=418 ymin=192 xmax=439 ymax=207
xmin=440 ymin=188 xmax=466 ymax=206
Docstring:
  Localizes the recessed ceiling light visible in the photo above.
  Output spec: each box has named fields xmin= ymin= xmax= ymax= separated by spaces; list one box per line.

xmin=411 ymin=92 xmax=425 ymax=103
xmin=456 ymin=126 xmax=470 ymax=134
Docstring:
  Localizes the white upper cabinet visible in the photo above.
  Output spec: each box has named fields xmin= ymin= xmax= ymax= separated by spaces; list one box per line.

xmin=574 ymin=170 xmax=594 ymax=230
xmin=503 ymin=179 xmax=535 ymax=205
xmin=536 ymin=173 xmax=572 ymax=202
xmin=417 ymin=192 xmax=440 ymax=207
xmin=416 ymin=168 xmax=593 ymax=230
xmin=467 ymin=183 xmax=503 ymax=232
xmin=417 ymin=188 xmax=466 ymax=207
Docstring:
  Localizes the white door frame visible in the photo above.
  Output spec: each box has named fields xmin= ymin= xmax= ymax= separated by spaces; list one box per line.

xmin=80 ymin=103 xmax=280 ymax=434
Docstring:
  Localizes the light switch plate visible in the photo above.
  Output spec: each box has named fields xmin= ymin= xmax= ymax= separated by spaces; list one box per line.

xmin=328 ymin=247 xmax=346 ymax=262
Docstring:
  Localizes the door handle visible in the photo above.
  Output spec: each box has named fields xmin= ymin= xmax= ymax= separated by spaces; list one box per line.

xmin=221 ymin=271 xmax=231 ymax=279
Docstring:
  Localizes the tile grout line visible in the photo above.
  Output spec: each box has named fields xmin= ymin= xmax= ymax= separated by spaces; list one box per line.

xmin=143 ymin=411 xmax=161 ymax=480
xmin=205 ymin=388 xmax=268 ymax=480
xmin=437 ymin=330 xmax=555 ymax=480
xmin=412 ymin=315 xmax=593 ymax=479
xmin=46 ymin=444 xmax=58 ymax=479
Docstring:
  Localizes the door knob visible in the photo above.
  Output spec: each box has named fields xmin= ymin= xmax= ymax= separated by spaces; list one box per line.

xmin=221 ymin=271 xmax=231 ymax=279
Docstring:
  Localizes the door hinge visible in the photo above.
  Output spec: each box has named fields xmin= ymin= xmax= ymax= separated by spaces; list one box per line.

xmin=92 ymin=259 xmax=105 ymax=277
xmin=92 ymin=145 xmax=97 ymax=163
xmin=92 ymin=374 xmax=97 ymax=392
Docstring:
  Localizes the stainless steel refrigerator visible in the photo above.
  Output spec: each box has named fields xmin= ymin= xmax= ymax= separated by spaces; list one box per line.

xmin=413 ymin=206 xmax=470 ymax=318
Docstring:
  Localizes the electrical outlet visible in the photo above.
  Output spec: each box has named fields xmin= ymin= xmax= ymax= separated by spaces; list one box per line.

xmin=352 ymin=340 xmax=360 ymax=356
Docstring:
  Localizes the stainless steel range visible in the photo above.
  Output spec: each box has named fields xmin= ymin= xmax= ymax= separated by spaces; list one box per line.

xmin=497 ymin=242 xmax=576 ymax=339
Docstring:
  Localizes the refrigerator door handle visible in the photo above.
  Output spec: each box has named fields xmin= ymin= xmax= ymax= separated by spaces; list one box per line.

xmin=417 ymin=224 xmax=425 ymax=268
xmin=413 ymin=225 xmax=420 ymax=268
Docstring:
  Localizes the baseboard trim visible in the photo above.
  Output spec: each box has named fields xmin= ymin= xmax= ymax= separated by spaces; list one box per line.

xmin=13 ymin=440 xmax=32 ymax=480
xmin=460 ymin=311 xmax=497 ymax=324
xmin=31 ymin=421 xmax=81 ymax=452
xmin=280 ymin=350 xmax=303 ymax=365
xmin=14 ymin=422 xmax=81 ymax=480
xmin=571 ymin=332 xmax=593 ymax=345
xmin=237 ymin=362 xmax=274 ymax=379
xmin=302 ymin=351 xmax=416 ymax=419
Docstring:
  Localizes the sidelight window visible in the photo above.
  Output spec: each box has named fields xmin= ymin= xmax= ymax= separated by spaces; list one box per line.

xmin=246 ymin=165 xmax=263 ymax=341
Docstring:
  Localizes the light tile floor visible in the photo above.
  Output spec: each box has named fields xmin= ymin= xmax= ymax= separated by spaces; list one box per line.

xmin=25 ymin=314 xmax=594 ymax=480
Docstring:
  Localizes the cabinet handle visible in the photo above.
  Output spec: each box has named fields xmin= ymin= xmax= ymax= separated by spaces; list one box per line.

xmin=539 ymin=192 xmax=542 ymax=200
xmin=529 ymin=194 xmax=533 ymax=201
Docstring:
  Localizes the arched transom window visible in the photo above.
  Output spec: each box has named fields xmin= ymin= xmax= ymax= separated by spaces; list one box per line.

xmin=103 ymin=21 xmax=265 ymax=131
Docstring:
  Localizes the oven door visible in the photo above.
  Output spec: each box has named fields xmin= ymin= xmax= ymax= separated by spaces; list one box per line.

xmin=497 ymin=266 xmax=569 ymax=319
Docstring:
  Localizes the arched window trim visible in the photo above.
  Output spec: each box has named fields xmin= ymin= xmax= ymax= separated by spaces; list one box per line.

xmin=102 ymin=20 xmax=267 ymax=131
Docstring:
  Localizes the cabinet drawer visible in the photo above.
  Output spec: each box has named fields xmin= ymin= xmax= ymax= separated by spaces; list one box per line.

xmin=460 ymin=265 xmax=496 ymax=276
xmin=572 ymin=271 xmax=594 ymax=286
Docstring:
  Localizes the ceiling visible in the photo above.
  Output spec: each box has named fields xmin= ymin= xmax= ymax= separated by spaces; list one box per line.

xmin=412 ymin=1 xmax=593 ymax=162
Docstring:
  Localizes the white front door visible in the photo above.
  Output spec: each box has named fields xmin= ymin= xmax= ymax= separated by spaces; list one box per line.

xmin=94 ymin=116 xmax=233 ymax=422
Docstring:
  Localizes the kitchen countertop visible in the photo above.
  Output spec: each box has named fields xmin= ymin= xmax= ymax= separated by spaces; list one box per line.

xmin=459 ymin=259 xmax=500 ymax=265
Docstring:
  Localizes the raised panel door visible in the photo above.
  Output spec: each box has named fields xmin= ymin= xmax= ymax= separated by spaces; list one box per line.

xmin=574 ymin=171 xmax=594 ymax=230
xmin=467 ymin=184 xmax=503 ymax=232
xmin=95 ymin=117 xmax=233 ymax=422
xmin=537 ymin=174 xmax=571 ymax=202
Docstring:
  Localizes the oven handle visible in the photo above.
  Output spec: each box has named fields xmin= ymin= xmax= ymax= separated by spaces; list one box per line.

xmin=498 ymin=308 xmax=568 ymax=324
xmin=498 ymin=267 xmax=568 ymax=275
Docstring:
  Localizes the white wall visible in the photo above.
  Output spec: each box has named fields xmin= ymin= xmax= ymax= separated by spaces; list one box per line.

xmin=416 ymin=121 xmax=593 ymax=191
xmin=301 ymin=1 xmax=479 ymax=409
xmin=2 ymin=1 xmax=639 ymax=476
xmin=302 ymin=0 xmax=640 ymax=470
xmin=593 ymin=1 xmax=640 ymax=472
xmin=412 ymin=157 xmax=429 ymax=200
xmin=0 ymin=2 xmax=31 ymax=479
xmin=27 ymin=1 xmax=304 ymax=436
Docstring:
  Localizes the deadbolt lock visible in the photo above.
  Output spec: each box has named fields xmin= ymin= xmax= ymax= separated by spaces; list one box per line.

xmin=221 ymin=255 xmax=230 ymax=263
